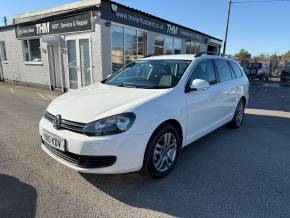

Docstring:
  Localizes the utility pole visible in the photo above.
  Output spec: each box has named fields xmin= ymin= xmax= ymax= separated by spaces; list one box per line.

xmin=223 ymin=0 xmax=232 ymax=55
xmin=3 ymin=16 xmax=7 ymax=26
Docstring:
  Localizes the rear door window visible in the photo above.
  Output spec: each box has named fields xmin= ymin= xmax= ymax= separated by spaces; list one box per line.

xmin=214 ymin=59 xmax=233 ymax=82
xmin=229 ymin=61 xmax=243 ymax=78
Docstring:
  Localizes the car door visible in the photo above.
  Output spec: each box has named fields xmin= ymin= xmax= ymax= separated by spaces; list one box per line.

xmin=185 ymin=59 xmax=222 ymax=144
xmin=213 ymin=59 xmax=237 ymax=121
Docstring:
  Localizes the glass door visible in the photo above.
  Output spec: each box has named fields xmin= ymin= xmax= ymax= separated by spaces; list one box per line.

xmin=66 ymin=35 xmax=92 ymax=89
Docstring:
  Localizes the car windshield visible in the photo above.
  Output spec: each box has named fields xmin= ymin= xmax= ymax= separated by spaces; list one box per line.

xmin=104 ymin=59 xmax=191 ymax=89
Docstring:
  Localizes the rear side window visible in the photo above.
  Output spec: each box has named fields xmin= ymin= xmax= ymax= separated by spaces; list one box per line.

xmin=229 ymin=61 xmax=243 ymax=78
xmin=214 ymin=59 xmax=233 ymax=82
xmin=188 ymin=60 xmax=217 ymax=85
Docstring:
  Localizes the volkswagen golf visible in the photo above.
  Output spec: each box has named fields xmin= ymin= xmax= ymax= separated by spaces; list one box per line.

xmin=39 ymin=53 xmax=249 ymax=178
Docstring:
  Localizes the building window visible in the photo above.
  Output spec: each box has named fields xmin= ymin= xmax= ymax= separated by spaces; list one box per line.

xmin=195 ymin=42 xmax=201 ymax=54
xmin=186 ymin=41 xmax=191 ymax=54
xmin=155 ymin=35 xmax=182 ymax=55
xmin=124 ymin=28 xmax=137 ymax=66
xmin=112 ymin=25 xmax=124 ymax=72
xmin=174 ymin=38 xmax=182 ymax=54
xmin=0 ymin=41 xmax=7 ymax=62
xmin=111 ymin=25 xmax=147 ymax=72
xmin=164 ymin=36 xmax=174 ymax=54
xmin=22 ymin=39 xmax=42 ymax=63
xmin=186 ymin=41 xmax=200 ymax=54
xmin=154 ymin=34 xmax=164 ymax=55
xmin=137 ymin=30 xmax=147 ymax=59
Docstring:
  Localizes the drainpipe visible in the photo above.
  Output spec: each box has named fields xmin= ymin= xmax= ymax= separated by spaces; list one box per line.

xmin=0 ymin=52 xmax=4 ymax=82
xmin=59 ymin=39 xmax=67 ymax=93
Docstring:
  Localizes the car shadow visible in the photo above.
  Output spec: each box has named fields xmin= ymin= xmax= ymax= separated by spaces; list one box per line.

xmin=0 ymin=174 xmax=37 ymax=218
xmin=80 ymin=112 xmax=290 ymax=217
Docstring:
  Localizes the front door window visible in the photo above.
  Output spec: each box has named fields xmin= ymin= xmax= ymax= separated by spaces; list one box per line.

xmin=66 ymin=36 xmax=92 ymax=89
xmin=67 ymin=40 xmax=78 ymax=89
xmin=79 ymin=38 xmax=92 ymax=87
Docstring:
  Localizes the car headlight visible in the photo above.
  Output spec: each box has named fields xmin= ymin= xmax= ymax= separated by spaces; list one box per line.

xmin=82 ymin=113 xmax=136 ymax=136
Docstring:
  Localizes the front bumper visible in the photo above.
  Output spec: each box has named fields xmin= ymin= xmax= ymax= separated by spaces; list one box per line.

xmin=39 ymin=117 xmax=150 ymax=174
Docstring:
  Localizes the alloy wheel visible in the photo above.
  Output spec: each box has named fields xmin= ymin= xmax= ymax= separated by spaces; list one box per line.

xmin=235 ymin=101 xmax=245 ymax=126
xmin=153 ymin=132 xmax=177 ymax=173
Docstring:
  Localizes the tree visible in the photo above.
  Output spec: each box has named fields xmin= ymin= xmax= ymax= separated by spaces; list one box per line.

xmin=253 ymin=54 xmax=270 ymax=62
xmin=234 ymin=49 xmax=251 ymax=61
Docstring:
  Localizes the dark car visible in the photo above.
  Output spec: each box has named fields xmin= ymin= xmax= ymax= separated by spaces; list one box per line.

xmin=280 ymin=65 xmax=290 ymax=82
xmin=247 ymin=62 xmax=269 ymax=80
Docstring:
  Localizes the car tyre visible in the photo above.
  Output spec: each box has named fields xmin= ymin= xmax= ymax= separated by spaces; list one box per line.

xmin=143 ymin=124 xmax=181 ymax=179
xmin=229 ymin=99 xmax=245 ymax=128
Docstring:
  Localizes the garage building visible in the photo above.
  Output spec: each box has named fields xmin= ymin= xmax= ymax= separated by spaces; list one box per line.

xmin=0 ymin=0 xmax=222 ymax=91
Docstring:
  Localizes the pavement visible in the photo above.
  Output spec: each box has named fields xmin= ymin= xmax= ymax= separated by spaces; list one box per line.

xmin=0 ymin=82 xmax=290 ymax=218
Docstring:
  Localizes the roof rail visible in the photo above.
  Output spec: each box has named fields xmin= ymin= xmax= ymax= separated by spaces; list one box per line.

xmin=194 ymin=52 xmax=218 ymax=58
xmin=220 ymin=54 xmax=235 ymax=59
xmin=144 ymin=54 xmax=155 ymax=58
xmin=194 ymin=52 xmax=235 ymax=59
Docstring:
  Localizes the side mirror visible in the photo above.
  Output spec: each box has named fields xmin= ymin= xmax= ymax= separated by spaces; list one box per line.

xmin=189 ymin=79 xmax=210 ymax=91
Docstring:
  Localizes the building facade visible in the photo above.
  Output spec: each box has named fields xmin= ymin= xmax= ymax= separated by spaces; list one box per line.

xmin=0 ymin=0 xmax=222 ymax=91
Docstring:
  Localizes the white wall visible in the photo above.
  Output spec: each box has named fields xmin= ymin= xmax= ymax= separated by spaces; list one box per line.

xmin=0 ymin=20 xmax=104 ymax=88
xmin=0 ymin=28 xmax=50 ymax=85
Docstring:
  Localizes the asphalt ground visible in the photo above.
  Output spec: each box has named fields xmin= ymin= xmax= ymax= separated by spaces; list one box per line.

xmin=0 ymin=82 xmax=290 ymax=218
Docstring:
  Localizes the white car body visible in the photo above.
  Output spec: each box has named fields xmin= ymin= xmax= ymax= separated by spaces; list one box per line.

xmin=39 ymin=54 xmax=249 ymax=174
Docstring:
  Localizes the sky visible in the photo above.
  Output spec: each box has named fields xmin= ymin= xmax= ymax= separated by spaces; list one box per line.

xmin=1 ymin=0 xmax=290 ymax=56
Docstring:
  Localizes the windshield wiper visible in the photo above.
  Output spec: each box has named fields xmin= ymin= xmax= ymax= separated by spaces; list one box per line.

xmin=116 ymin=83 xmax=137 ymax=88
xmin=142 ymin=85 xmax=172 ymax=89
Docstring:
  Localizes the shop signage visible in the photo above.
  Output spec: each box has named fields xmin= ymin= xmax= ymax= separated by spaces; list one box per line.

xmin=101 ymin=1 xmax=197 ymax=41
xmin=15 ymin=12 xmax=93 ymax=39
xmin=41 ymin=35 xmax=61 ymax=44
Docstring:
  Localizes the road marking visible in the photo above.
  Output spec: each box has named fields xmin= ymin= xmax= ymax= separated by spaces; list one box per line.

xmin=37 ymin=93 xmax=50 ymax=101
xmin=246 ymin=108 xmax=290 ymax=119
xmin=9 ymin=88 xmax=15 ymax=94
xmin=45 ymin=94 xmax=57 ymax=101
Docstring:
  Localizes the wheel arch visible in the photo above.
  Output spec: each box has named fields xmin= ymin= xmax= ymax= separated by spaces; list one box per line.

xmin=142 ymin=119 xmax=183 ymax=176
xmin=150 ymin=119 xmax=183 ymax=147
xmin=240 ymin=96 xmax=247 ymax=105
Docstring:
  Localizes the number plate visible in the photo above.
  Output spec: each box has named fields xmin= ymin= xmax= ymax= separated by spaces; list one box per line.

xmin=42 ymin=130 xmax=66 ymax=152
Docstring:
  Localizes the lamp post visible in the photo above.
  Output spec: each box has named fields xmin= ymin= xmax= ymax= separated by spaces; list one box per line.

xmin=223 ymin=0 xmax=232 ymax=55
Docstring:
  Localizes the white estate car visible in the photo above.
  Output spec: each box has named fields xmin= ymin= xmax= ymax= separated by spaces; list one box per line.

xmin=39 ymin=54 xmax=249 ymax=178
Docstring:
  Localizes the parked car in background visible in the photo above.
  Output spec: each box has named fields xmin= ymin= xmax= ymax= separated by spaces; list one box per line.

xmin=39 ymin=53 xmax=249 ymax=178
xmin=247 ymin=62 xmax=270 ymax=80
xmin=273 ymin=64 xmax=285 ymax=77
xmin=280 ymin=65 xmax=290 ymax=82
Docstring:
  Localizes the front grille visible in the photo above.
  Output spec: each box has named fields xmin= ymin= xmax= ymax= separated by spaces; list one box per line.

xmin=43 ymin=140 xmax=117 ymax=168
xmin=44 ymin=111 xmax=86 ymax=134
